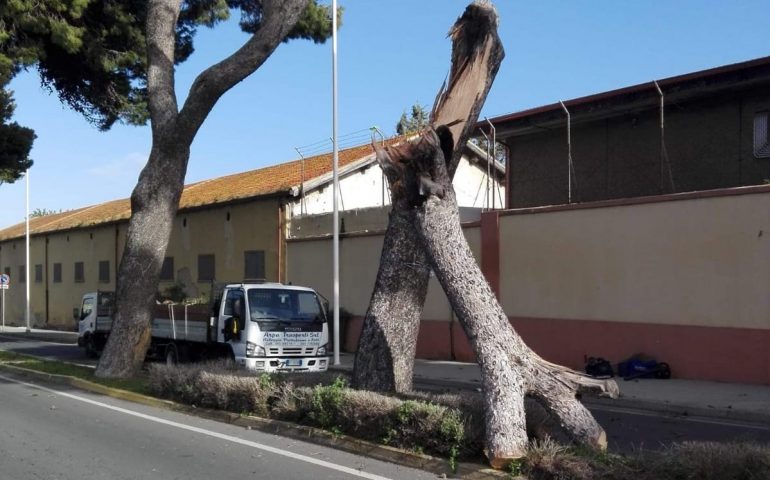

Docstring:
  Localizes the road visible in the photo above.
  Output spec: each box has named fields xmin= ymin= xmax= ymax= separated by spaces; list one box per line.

xmin=0 ymin=371 xmax=435 ymax=480
xmin=2 ymin=334 xmax=770 ymax=458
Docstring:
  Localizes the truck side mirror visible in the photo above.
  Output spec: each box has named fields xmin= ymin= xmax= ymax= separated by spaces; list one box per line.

xmin=73 ymin=308 xmax=80 ymax=320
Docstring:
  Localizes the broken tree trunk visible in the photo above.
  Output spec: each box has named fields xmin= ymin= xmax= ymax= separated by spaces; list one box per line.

xmin=353 ymin=0 xmax=504 ymax=392
xmin=375 ymin=131 xmax=618 ymax=467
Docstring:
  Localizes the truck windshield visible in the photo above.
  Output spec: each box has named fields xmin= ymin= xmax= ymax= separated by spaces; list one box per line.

xmin=247 ymin=288 xmax=325 ymax=323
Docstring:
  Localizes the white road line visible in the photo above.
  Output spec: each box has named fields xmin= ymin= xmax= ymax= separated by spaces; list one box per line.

xmin=0 ymin=374 xmax=396 ymax=480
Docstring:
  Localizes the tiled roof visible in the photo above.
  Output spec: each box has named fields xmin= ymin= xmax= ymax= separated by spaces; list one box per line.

xmin=0 ymin=139 xmax=396 ymax=241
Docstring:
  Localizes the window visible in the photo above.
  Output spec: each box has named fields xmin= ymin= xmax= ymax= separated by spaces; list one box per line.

xmin=34 ymin=264 xmax=43 ymax=283
xmin=223 ymin=289 xmax=244 ymax=317
xmin=98 ymin=261 xmax=110 ymax=283
xmin=198 ymin=254 xmax=215 ymax=282
xmin=159 ymin=257 xmax=174 ymax=281
xmin=80 ymin=296 xmax=95 ymax=320
xmin=3 ymin=267 xmax=9 ymax=277
xmin=755 ymin=111 xmax=770 ymax=158
xmin=18 ymin=265 xmax=25 ymax=283
xmin=74 ymin=261 xmax=84 ymax=283
xmin=244 ymin=250 xmax=265 ymax=280
xmin=53 ymin=263 xmax=62 ymax=283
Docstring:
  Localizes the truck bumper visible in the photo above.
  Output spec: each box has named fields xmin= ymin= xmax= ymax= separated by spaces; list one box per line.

xmin=237 ymin=356 xmax=329 ymax=373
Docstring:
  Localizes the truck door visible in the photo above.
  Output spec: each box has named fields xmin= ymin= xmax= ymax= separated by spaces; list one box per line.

xmin=219 ymin=288 xmax=247 ymax=359
xmin=77 ymin=294 xmax=97 ymax=337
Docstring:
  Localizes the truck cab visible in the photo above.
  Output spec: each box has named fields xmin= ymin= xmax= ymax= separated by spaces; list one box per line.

xmin=217 ymin=282 xmax=330 ymax=372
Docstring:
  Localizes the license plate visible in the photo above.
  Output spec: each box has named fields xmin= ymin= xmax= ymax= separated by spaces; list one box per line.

xmin=285 ymin=359 xmax=302 ymax=367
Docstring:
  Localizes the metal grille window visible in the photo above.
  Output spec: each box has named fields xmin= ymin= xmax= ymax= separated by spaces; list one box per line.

xmin=244 ymin=250 xmax=265 ymax=280
xmin=18 ymin=265 xmax=25 ymax=283
xmin=159 ymin=257 xmax=174 ymax=281
xmin=755 ymin=111 xmax=770 ymax=158
xmin=34 ymin=264 xmax=43 ymax=283
xmin=53 ymin=263 xmax=62 ymax=283
xmin=198 ymin=254 xmax=215 ymax=282
xmin=98 ymin=261 xmax=110 ymax=283
xmin=74 ymin=261 xmax=85 ymax=283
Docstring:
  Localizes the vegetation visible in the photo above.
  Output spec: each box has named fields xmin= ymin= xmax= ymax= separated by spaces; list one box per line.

xmin=395 ymin=103 xmax=429 ymax=135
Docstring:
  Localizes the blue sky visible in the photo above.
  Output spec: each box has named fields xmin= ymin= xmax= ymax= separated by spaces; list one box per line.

xmin=1 ymin=0 xmax=769 ymax=228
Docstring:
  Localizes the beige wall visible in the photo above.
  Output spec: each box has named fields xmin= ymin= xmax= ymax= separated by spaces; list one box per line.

xmin=286 ymin=225 xmax=482 ymax=322
xmin=498 ymin=190 xmax=770 ymax=329
xmin=161 ymin=199 xmax=281 ymax=300
xmin=0 ymin=224 xmax=124 ymax=329
xmin=0 ymin=197 xmax=281 ymax=329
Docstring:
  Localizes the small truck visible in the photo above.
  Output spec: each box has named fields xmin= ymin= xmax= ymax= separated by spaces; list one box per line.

xmin=76 ymin=282 xmax=330 ymax=372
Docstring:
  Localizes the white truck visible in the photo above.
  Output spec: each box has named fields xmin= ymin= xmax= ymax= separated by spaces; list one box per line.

xmin=76 ymin=282 xmax=330 ymax=373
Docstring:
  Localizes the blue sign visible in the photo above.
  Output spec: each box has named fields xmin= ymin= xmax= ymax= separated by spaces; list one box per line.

xmin=0 ymin=274 xmax=8 ymax=285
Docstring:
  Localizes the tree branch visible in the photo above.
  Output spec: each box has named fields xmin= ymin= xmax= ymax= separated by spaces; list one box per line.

xmin=176 ymin=0 xmax=310 ymax=143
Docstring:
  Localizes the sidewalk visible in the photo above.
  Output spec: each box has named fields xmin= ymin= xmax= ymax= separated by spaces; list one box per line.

xmin=3 ymin=327 xmax=769 ymax=426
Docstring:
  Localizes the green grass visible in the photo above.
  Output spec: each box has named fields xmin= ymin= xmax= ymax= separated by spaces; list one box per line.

xmin=0 ymin=350 xmax=150 ymax=395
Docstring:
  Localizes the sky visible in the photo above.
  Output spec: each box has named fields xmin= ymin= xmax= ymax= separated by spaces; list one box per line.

xmin=1 ymin=0 xmax=769 ymax=228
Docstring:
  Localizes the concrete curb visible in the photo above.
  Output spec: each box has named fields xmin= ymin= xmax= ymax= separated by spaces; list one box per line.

xmin=0 ymin=363 xmax=505 ymax=479
xmin=0 ymin=330 xmax=78 ymax=344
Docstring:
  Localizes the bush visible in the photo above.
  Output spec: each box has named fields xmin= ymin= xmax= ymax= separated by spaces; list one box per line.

xmin=148 ymin=361 xmax=478 ymax=460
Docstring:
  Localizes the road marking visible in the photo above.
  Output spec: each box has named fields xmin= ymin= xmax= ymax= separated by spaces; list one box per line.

xmin=0 ymin=374 xmax=397 ymax=480
xmin=591 ymin=404 xmax=770 ymax=430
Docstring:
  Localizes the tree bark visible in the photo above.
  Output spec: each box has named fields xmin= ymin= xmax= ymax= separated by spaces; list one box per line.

xmin=353 ymin=0 xmax=504 ymax=392
xmin=376 ymin=132 xmax=618 ymax=467
xmin=95 ymin=0 xmax=311 ymax=378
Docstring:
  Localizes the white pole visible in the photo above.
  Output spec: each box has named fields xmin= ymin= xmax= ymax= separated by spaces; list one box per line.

xmin=331 ymin=0 xmax=340 ymax=365
xmin=25 ymin=170 xmax=30 ymax=332
xmin=2 ymin=288 xmax=5 ymax=332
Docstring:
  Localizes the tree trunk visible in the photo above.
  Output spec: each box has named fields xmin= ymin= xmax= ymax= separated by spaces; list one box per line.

xmin=377 ymin=132 xmax=618 ymax=468
xmin=95 ymin=0 xmax=311 ymax=378
xmin=353 ymin=0 xmax=504 ymax=392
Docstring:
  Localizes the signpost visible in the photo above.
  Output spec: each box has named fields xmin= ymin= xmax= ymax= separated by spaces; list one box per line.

xmin=0 ymin=273 xmax=9 ymax=331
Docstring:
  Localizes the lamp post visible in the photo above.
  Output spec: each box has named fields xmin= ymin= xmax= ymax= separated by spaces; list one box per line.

xmin=25 ymin=169 xmax=30 ymax=332
xmin=331 ymin=0 xmax=340 ymax=365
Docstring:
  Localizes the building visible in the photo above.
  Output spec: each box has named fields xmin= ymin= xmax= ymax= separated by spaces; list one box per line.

xmin=0 ymin=138 xmax=504 ymax=329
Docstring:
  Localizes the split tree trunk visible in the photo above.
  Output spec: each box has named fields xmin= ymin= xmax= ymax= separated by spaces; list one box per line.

xmin=353 ymin=0 xmax=504 ymax=392
xmin=375 ymin=131 xmax=618 ymax=467
xmin=95 ymin=0 xmax=311 ymax=378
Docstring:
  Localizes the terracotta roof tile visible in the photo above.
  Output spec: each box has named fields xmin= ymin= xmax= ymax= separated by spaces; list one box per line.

xmin=0 ymin=138 xmax=401 ymax=241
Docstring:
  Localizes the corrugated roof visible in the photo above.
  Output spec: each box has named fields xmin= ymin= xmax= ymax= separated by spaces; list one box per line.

xmin=0 ymin=139 xmax=394 ymax=241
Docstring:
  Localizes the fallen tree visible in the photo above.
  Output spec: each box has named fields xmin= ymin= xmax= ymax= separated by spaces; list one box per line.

xmin=353 ymin=0 xmax=504 ymax=393
xmin=372 ymin=130 xmax=618 ymax=467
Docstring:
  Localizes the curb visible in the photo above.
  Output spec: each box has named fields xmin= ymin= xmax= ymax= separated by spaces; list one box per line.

xmin=0 ymin=330 xmax=78 ymax=344
xmin=0 ymin=363 xmax=505 ymax=479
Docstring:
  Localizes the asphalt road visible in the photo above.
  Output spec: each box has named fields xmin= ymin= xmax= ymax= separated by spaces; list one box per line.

xmin=3 ymin=335 xmax=770 ymax=457
xmin=0 ymin=372 xmax=435 ymax=480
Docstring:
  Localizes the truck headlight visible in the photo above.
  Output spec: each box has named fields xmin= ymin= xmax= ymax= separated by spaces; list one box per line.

xmin=246 ymin=342 xmax=265 ymax=358
xmin=317 ymin=344 xmax=328 ymax=356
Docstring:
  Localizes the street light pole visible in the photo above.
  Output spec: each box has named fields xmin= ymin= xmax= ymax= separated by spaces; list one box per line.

xmin=25 ymin=169 xmax=30 ymax=332
xmin=331 ymin=0 xmax=340 ymax=365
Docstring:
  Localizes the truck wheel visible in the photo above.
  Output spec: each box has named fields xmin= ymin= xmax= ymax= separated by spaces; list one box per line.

xmin=84 ymin=335 xmax=98 ymax=359
xmin=165 ymin=344 xmax=179 ymax=366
